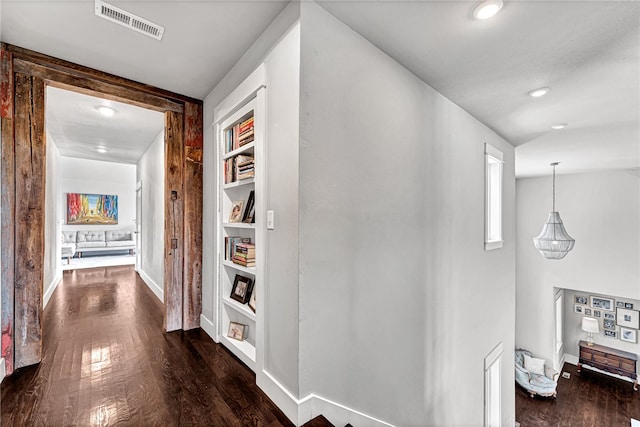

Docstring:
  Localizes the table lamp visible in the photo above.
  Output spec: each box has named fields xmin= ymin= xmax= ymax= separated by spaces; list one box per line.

xmin=582 ymin=317 xmax=599 ymax=346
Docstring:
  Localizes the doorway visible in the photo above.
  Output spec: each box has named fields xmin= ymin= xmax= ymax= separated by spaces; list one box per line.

xmin=0 ymin=43 xmax=203 ymax=374
xmin=136 ymin=181 xmax=142 ymax=271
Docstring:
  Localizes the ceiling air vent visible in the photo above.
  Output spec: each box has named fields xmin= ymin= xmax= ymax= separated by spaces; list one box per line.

xmin=95 ymin=0 xmax=164 ymax=40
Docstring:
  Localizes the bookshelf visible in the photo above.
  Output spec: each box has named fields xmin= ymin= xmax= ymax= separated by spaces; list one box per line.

xmin=215 ymin=87 xmax=265 ymax=373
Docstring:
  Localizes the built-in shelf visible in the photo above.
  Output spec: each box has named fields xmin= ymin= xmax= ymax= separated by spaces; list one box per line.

xmin=222 ymin=222 xmax=255 ymax=229
xmin=223 ymin=142 xmax=255 ymax=160
xmin=222 ymin=178 xmax=254 ymax=190
xmin=222 ymin=296 xmax=256 ymax=321
xmin=222 ymin=260 xmax=255 ymax=275
xmin=221 ymin=335 xmax=256 ymax=369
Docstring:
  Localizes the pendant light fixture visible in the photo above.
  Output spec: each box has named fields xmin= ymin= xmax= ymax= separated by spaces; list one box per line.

xmin=533 ymin=162 xmax=575 ymax=259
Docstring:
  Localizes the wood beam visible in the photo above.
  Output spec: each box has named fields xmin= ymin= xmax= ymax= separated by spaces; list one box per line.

xmin=182 ymin=102 xmax=203 ymax=330
xmin=164 ymin=111 xmax=184 ymax=332
xmin=13 ymin=73 xmax=45 ymax=368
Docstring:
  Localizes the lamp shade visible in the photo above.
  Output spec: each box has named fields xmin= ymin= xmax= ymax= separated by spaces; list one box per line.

xmin=533 ymin=211 xmax=575 ymax=259
xmin=581 ymin=317 xmax=600 ymax=334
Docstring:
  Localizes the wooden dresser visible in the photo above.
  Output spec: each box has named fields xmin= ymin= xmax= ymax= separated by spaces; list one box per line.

xmin=578 ymin=340 xmax=638 ymax=391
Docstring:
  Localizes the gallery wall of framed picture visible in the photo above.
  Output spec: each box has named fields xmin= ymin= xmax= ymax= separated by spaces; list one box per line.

xmin=567 ymin=289 xmax=640 ymax=349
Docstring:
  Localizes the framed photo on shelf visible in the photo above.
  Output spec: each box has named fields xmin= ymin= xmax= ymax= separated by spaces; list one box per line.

xmin=590 ymin=296 xmax=614 ymax=311
xmin=584 ymin=308 xmax=592 ymax=316
xmin=593 ymin=310 xmax=601 ymax=318
xmin=227 ymin=322 xmax=247 ymax=341
xmin=249 ymin=289 xmax=256 ymax=313
xmin=616 ymin=308 xmax=640 ymax=329
xmin=242 ymin=190 xmax=255 ymax=223
xmin=604 ymin=330 xmax=617 ymax=338
xmin=230 ymin=274 xmax=254 ymax=304
xmin=574 ymin=305 xmax=583 ymax=314
xmin=620 ymin=327 xmax=637 ymax=343
xmin=575 ymin=295 xmax=588 ymax=305
xmin=229 ymin=201 xmax=244 ymax=223
xmin=604 ymin=312 xmax=615 ymax=320
xmin=603 ymin=319 xmax=616 ymax=330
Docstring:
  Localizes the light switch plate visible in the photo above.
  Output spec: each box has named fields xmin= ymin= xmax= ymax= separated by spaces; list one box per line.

xmin=267 ymin=210 xmax=275 ymax=230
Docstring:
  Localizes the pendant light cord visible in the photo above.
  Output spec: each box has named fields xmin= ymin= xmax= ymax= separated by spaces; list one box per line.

xmin=552 ymin=163 xmax=556 ymax=212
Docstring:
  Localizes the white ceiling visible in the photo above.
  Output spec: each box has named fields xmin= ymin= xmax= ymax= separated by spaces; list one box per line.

xmin=2 ymin=1 xmax=639 ymax=177
xmin=46 ymin=87 xmax=163 ymax=164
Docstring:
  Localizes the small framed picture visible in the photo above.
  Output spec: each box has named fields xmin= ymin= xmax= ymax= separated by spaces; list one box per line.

xmin=620 ymin=327 xmax=637 ymax=343
xmin=590 ymin=296 xmax=614 ymax=311
xmin=575 ymin=295 xmax=588 ymax=305
xmin=574 ymin=305 xmax=583 ymax=314
xmin=616 ymin=301 xmax=624 ymax=308
xmin=604 ymin=330 xmax=617 ymax=338
xmin=603 ymin=319 xmax=616 ymax=330
xmin=230 ymin=274 xmax=254 ymax=304
xmin=604 ymin=312 xmax=615 ymax=320
xmin=249 ymin=288 xmax=256 ymax=313
xmin=585 ymin=308 xmax=592 ymax=316
xmin=228 ymin=201 xmax=244 ymax=223
xmin=625 ymin=303 xmax=634 ymax=310
xmin=616 ymin=308 xmax=640 ymax=329
xmin=228 ymin=321 xmax=247 ymax=341
xmin=593 ymin=310 xmax=601 ymax=318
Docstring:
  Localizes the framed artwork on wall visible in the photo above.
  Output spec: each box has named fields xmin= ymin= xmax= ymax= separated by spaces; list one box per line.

xmin=575 ymin=295 xmax=588 ymax=305
xmin=67 ymin=193 xmax=118 ymax=224
xmin=585 ymin=308 xmax=592 ymax=316
xmin=574 ymin=305 xmax=583 ymax=314
xmin=590 ymin=296 xmax=614 ymax=311
xmin=616 ymin=301 xmax=625 ymax=308
xmin=620 ymin=328 xmax=637 ymax=343
xmin=616 ymin=308 xmax=640 ymax=329
xmin=604 ymin=312 xmax=615 ymax=320
xmin=604 ymin=330 xmax=617 ymax=338
xmin=603 ymin=319 xmax=616 ymax=330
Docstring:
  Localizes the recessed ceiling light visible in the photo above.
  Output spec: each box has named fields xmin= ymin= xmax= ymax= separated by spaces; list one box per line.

xmin=96 ymin=106 xmax=116 ymax=117
xmin=528 ymin=87 xmax=550 ymax=98
xmin=551 ymin=123 xmax=568 ymax=130
xmin=473 ymin=0 xmax=504 ymax=20
xmin=96 ymin=146 xmax=108 ymax=153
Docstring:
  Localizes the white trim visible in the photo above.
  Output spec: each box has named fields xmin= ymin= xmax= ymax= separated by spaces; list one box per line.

xmin=257 ymin=369 xmax=396 ymax=427
xmin=200 ymin=314 xmax=217 ymax=342
xmin=484 ymin=342 xmax=503 ymax=427
xmin=0 ymin=358 xmax=5 ymax=384
xmin=43 ymin=271 xmax=63 ymax=309
xmin=484 ymin=240 xmax=503 ymax=251
xmin=564 ymin=353 xmax=578 ymax=365
xmin=213 ymin=64 xmax=266 ymax=125
xmin=137 ymin=269 xmax=163 ymax=303
xmin=484 ymin=142 xmax=504 ymax=250
xmin=485 ymin=142 xmax=503 ymax=162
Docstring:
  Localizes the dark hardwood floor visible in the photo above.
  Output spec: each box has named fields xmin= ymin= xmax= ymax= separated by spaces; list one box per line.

xmin=1 ymin=266 xmax=294 ymax=426
xmin=516 ymin=362 xmax=640 ymax=426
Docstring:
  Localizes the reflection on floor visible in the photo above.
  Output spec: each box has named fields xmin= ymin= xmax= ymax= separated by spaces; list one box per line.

xmin=62 ymin=254 xmax=135 ymax=271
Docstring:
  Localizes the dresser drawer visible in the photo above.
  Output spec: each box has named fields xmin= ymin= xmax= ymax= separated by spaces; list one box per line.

xmin=621 ymin=360 xmax=636 ymax=373
xmin=580 ymin=350 xmax=593 ymax=361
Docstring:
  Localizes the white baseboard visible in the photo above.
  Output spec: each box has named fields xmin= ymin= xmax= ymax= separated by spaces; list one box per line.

xmin=138 ymin=269 xmax=163 ymax=302
xmin=200 ymin=314 xmax=216 ymax=341
xmin=0 ymin=358 xmax=5 ymax=383
xmin=43 ymin=271 xmax=63 ymax=309
xmin=258 ymin=369 xmax=395 ymax=427
xmin=564 ymin=353 xmax=578 ymax=366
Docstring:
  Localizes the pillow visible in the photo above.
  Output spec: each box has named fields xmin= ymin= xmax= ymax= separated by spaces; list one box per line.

xmin=524 ymin=354 xmax=546 ymax=376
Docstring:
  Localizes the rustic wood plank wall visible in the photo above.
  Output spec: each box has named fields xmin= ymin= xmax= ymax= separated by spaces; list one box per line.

xmin=13 ymin=73 xmax=46 ymax=368
xmin=0 ymin=47 xmax=15 ymax=375
xmin=183 ymin=102 xmax=203 ymax=330
xmin=165 ymin=111 xmax=185 ymax=332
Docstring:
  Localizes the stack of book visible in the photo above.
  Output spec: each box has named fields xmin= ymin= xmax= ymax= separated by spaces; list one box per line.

xmin=233 ymin=242 xmax=255 ymax=267
xmin=236 ymin=155 xmax=254 ymax=180
xmin=224 ymin=114 xmax=255 ymax=153
xmin=224 ymin=236 xmax=251 ymax=261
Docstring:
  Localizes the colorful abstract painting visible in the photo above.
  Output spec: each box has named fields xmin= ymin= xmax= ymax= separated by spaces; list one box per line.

xmin=67 ymin=193 xmax=118 ymax=225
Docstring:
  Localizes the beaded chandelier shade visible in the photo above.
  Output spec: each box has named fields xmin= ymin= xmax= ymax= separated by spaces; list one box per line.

xmin=533 ymin=163 xmax=575 ymax=260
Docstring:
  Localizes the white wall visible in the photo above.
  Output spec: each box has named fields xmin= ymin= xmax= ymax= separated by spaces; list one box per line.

xmin=136 ymin=131 xmax=164 ymax=301
xmin=43 ymin=133 xmax=62 ymax=308
xmin=298 ymin=3 xmax=516 ymax=426
xmin=60 ymin=157 xmax=136 ymax=232
xmin=517 ymin=170 xmax=640 ymax=365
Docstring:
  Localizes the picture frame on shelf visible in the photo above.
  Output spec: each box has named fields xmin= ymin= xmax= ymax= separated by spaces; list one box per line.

xmin=230 ymin=274 xmax=254 ymax=304
xmin=616 ymin=308 xmax=640 ymax=329
xmin=616 ymin=301 xmax=624 ymax=308
xmin=242 ymin=190 xmax=255 ymax=223
xmin=228 ymin=322 xmax=248 ymax=341
xmin=603 ymin=319 xmax=616 ymax=330
xmin=575 ymin=295 xmax=588 ymax=305
xmin=590 ymin=296 xmax=614 ymax=311
xmin=593 ymin=310 xmax=601 ymax=318
xmin=574 ymin=305 xmax=583 ymax=314
xmin=229 ymin=201 xmax=244 ymax=223
xmin=604 ymin=330 xmax=616 ymax=338
xmin=585 ymin=308 xmax=592 ymax=316
xmin=249 ymin=289 xmax=256 ymax=313
xmin=604 ymin=312 xmax=615 ymax=320
xmin=620 ymin=327 xmax=637 ymax=343
xmin=625 ymin=303 xmax=634 ymax=309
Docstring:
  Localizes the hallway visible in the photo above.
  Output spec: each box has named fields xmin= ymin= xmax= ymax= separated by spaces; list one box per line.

xmin=1 ymin=266 xmax=293 ymax=426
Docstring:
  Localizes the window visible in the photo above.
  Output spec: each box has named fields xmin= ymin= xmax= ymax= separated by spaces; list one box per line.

xmin=485 ymin=342 xmax=503 ymax=427
xmin=485 ymin=143 xmax=503 ymax=250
